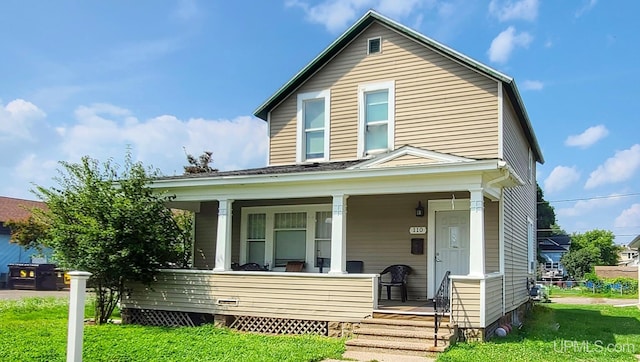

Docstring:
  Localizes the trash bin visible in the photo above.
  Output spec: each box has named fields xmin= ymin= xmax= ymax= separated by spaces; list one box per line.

xmin=54 ymin=268 xmax=70 ymax=290
xmin=7 ymin=263 xmax=58 ymax=290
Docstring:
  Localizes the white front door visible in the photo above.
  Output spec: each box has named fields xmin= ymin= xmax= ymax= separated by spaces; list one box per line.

xmin=434 ymin=210 xmax=470 ymax=289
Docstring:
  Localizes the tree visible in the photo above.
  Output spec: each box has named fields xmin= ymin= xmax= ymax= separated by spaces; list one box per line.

xmin=183 ymin=150 xmax=217 ymax=174
xmin=21 ymin=153 xmax=188 ymax=324
xmin=537 ymin=184 xmax=560 ymax=237
xmin=561 ymin=229 xmax=620 ymax=279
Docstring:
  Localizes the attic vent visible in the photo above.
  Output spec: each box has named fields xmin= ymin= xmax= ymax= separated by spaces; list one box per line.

xmin=368 ymin=37 xmax=381 ymax=55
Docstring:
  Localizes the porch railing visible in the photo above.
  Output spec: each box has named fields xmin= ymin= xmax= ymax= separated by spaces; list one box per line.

xmin=433 ymin=270 xmax=451 ymax=347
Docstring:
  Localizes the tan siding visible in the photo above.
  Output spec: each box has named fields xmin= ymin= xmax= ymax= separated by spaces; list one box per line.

xmin=484 ymin=276 xmax=504 ymax=327
xmin=193 ymin=201 xmax=218 ymax=269
xmin=122 ymin=271 xmax=375 ymax=322
xmin=485 ymin=200 xmax=500 ymax=273
xmin=269 ymin=22 xmax=499 ymax=165
xmin=347 ymin=194 xmax=429 ymax=300
xmin=502 ymin=97 xmax=536 ymax=312
xmin=451 ymin=279 xmax=481 ymax=328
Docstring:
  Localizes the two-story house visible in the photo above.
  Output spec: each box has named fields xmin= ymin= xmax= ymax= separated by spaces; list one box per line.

xmin=122 ymin=10 xmax=543 ymax=346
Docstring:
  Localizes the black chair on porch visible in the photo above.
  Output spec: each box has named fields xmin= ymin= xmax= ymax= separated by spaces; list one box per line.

xmin=378 ymin=264 xmax=412 ymax=302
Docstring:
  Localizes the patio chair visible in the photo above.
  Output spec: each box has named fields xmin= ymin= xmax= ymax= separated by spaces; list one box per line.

xmin=346 ymin=260 xmax=364 ymax=273
xmin=285 ymin=261 xmax=305 ymax=272
xmin=378 ymin=264 xmax=412 ymax=302
xmin=236 ymin=262 xmax=268 ymax=271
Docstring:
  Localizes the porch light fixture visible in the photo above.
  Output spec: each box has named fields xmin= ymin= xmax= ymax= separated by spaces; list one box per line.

xmin=415 ymin=201 xmax=425 ymax=217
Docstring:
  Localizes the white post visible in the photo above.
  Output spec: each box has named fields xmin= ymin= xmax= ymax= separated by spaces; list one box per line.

xmin=214 ymin=199 xmax=234 ymax=272
xmin=67 ymin=271 xmax=91 ymax=362
xmin=469 ymin=188 xmax=485 ymax=276
xmin=329 ymin=194 xmax=348 ymax=275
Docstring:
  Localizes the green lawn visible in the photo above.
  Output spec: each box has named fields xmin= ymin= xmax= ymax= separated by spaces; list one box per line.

xmin=547 ymin=285 xmax=638 ymax=299
xmin=0 ymin=297 xmax=344 ymax=362
xmin=438 ymin=303 xmax=640 ymax=361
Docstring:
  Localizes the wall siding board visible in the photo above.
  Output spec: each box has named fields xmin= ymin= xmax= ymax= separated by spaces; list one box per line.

xmin=450 ymin=279 xmax=481 ymax=328
xmin=193 ymin=201 xmax=218 ymax=269
xmin=269 ymin=22 xmax=498 ymax=164
xmin=502 ymin=97 xmax=536 ymax=312
xmin=484 ymin=276 xmax=504 ymax=326
xmin=122 ymin=271 xmax=374 ymax=322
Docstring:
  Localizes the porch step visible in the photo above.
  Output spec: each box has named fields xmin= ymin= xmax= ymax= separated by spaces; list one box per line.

xmin=346 ymin=314 xmax=457 ymax=357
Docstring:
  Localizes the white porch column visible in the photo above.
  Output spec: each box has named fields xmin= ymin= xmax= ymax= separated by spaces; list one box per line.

xmin=469 ymin=189 xmax=485 ymax=276
xmin=329 ymin=194 xmax=348 ymax=275
xmin=213 ymin=199 xmax=234 ymax=272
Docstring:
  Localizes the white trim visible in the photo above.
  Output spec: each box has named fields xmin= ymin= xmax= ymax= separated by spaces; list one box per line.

xmin=296 ymin=90 xmax=331 ymax=163
xmin=357 ymin=80 xmax=395 ymax=157
xmin=329 ymin=194 xmax=349 ymax=275
xmin=213 ymin=199 xmax=234 ymax=272
xmin=528 ymin=148 xmax=534 ymax=184
xmin=527 ymin=216 xmax=535 ymax=274
xmin=497 ymin=82 xmax=504 ymax=160
xmin=427 ymin=198 xmax=471 ymax=298
xmin=367 ymin=36 xmax=382 ymax=55
xmin=240 ymin=204 xmax=332 ymax=272
xmin=499 ymin=193 xmax=506 ymax=316
xmin=349 ymin=145 xmax=473 ymax=169
xmin=469 ymin=188 xmax=485 ymax=277
xmin=266 ymin=111 xmax=272 ymax=166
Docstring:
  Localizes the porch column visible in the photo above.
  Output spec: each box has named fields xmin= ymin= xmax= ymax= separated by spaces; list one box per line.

xmin=469 ymin=189 xmax=485 ymax=276
xmin=329 ymin=194 xmax=348 ymax=275
xmin=213 ymin=199 xmax=234 ymax=272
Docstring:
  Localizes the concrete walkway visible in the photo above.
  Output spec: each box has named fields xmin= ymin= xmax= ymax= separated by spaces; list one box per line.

xmin=324 ymin=351 xmax=435 ymax=362
xmin=550 ymin=296 xmax=638 ymax=306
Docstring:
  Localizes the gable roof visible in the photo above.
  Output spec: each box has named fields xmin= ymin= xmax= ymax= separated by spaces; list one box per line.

xmin=253 ymin=10 xmax=544 ymax=164
xmin=537 ymin=235 xmax=571 ymax=251
xmin=0 ymin=196 xmax=45 ymax=223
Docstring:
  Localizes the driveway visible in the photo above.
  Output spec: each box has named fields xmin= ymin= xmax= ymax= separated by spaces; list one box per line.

xmin=550 ymin=296 xmax=638 ymax=306
xmin=0 ymin=289 xmax=70 ymax=300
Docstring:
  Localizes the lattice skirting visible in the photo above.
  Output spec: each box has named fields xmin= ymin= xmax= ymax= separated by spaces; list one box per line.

xmin=121 ymin=308 xmax=213 ymax=327
xmin=230 ymin=315 xmax=328 ymax=336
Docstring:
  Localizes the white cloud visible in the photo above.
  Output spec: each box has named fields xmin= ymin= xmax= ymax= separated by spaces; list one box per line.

xmin=174 ymin=0 xmax=199 ymax=21
xmin=0 ymin=99 xmax=46 ymax=140
xmin=58 ymin=103 xmax=267 ymax=175
xmin=489 ymin=0 xmax=539 ymax=22
xmin=614 ymin=203 xmax=640 ymax=229
xmin=585 ymin=144 xmax=640 ymax=189
xmin=565 ymin=125 xmax=609 ymax=148
xmin=543 ymin=166 xmax=580 ymax=194
xmin=521 ymin=80 xmax=544 ymax=91
xmin=285 ymin=0 xmax=432 ymax=33
xmin=575 ymin=0 xmax=597 ymax=18
xmin=556 ymin=192 xmax=625 ymax=217
xmin=488 ymin=26 xmax=533 ymax=63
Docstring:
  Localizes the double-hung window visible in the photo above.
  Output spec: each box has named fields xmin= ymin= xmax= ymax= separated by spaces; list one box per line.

xmin=358 ymin=81 xmax=395 ymax=156
xmin=297 ymin=90 xmax=330 ymax=162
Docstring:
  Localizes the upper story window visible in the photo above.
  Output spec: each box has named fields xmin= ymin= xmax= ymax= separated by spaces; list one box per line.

xmin=297 ymin=90 xmax=330 ymax=162
xmin=358 ymin=81 xmax=395 ymax=157
xmin=368 ymin=36 xmax=381 ymax=55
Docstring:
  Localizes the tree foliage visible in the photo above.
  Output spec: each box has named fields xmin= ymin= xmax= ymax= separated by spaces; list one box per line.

xmin=561 ymin=229 xmax=620 ymax=279
xmin=184 ymin=150 xmax=217 ymax=174
xmin=24 ymin=153 xmax=189 ymax=324
xmin=536 ymin=184 xmax=561 ymax=237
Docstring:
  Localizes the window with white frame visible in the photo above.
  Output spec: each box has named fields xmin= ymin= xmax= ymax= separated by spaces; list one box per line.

xmin=358 ymin=81 xmax=395 ymax=156
xmin=240 ymin=205 xmax=332 ymax=271
xmin=297 ymin=90 xmax=330 ymax=162
xmin=527 ymin=217 xmax=535 ymax=274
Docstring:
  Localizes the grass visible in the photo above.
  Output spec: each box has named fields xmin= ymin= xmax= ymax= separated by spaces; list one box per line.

xmin=438 ymin=303 xmax=640 ymax=362
xmin=547 ymin=286 xmax=638 ymax=299
xmin=0 ymin=297 xmax=344 ymax=362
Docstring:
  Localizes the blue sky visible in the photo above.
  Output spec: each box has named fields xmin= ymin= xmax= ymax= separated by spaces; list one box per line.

xmin=1 ymin=0 xmax=638 ymax=244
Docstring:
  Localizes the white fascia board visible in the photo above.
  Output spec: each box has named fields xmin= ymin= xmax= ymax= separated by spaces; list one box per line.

xmin=350 ymin=145 xmax=474 ymax=169
xmin=152 ymin=159 xmax=501 ymax=191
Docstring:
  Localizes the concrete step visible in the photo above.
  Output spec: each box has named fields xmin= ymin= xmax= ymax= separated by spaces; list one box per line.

xmin=359 ymin=317 xmax=452 ymax=330
xmin=355 ymin=326 xmax=454 ymax=341
xmin=346 ymin=338 xmax=449 ymax=355
xmin=372 ymin=312 xmax=450 ymax=324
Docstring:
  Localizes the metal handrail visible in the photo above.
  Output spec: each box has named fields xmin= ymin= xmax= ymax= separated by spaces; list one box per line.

xmin=433 ymin=271 xmax=451 ymax=347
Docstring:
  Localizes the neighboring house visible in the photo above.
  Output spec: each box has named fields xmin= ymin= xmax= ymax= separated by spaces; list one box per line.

xmin=618 ymin=246 xmax=638 ymax=266
xmin=0 ymin=196 xmax=48 ymax=280
xmin=122 ymin=11 xmax=543 ymax=344
xmin=537 ymin=235 xmax=571 ymax=279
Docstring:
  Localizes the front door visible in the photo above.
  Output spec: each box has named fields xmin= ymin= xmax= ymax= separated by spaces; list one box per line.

xmin=434 ymin=210 xmax=470 ymax=288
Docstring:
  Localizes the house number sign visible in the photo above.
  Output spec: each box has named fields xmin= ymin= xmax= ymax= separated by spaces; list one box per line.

xmin=409 ymin=226 xmax=426 ymax=234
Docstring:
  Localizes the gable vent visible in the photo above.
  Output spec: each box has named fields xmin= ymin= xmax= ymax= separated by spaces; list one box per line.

xmin=368 ymin=37 xmax=381 ymax=55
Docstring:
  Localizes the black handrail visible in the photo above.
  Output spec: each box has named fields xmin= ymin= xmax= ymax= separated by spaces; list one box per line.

xmin=433 ymin=271 xmax=451 ymax=347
